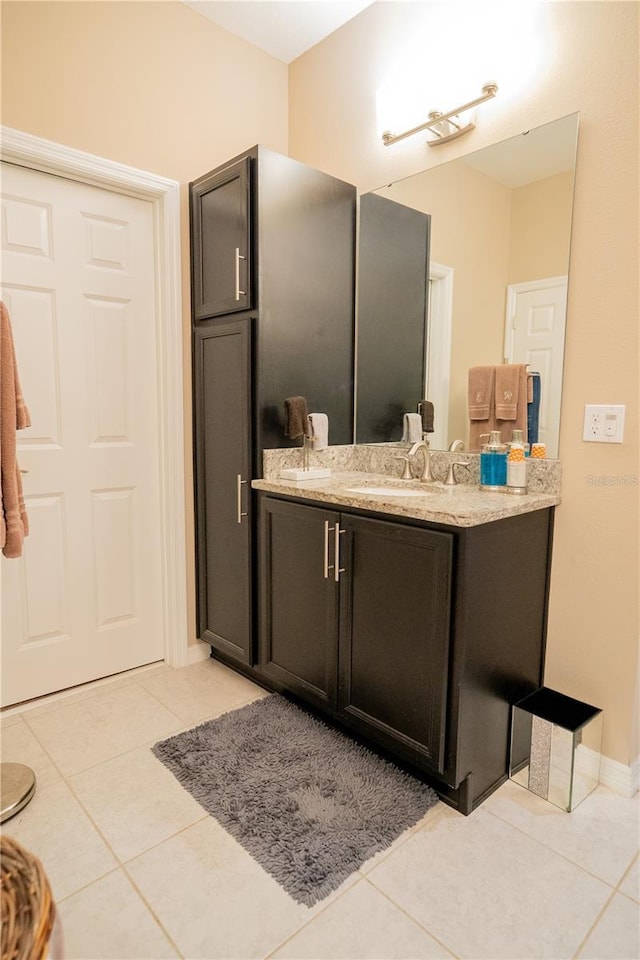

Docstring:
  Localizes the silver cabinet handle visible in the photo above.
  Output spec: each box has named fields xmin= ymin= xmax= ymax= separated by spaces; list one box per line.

xmin=237 ymin=474 xmax=248 ymax=524
xmin=323 ymin=521 xmax=336 ymax=579
xmin=234 ymin=247 xmax=247 ymax=300
xmin=323 ymin=520 xmax=330 ymax=578
xmin=334 ymin=524 xmax=346 ymax=582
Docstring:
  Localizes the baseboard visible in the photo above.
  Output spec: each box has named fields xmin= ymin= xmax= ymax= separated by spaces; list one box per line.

xmin=187 ymin=640 xmax=211 ymax=665
xmin=599 ymin=754 xmax=639 ymax=798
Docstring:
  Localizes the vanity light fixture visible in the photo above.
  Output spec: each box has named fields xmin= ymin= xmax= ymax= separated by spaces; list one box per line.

xmin=382 ymin=82 xmax=498 ymax=147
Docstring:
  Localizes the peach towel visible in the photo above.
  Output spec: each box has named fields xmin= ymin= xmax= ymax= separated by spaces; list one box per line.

xmin=1 ymin=301 xmax=31 ymax=558
xmin=496 ymin=364 xmax=528 ymax=443
xmin=495 ymin=364 xmax=522 ymax=420
xmin=468 ymin=366 xmax=495 ymax=420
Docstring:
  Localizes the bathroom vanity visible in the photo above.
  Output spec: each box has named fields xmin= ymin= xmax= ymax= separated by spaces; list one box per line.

xmin=252 ymin=474 xmax=556 ymax=814
xmin=190 ymin=143 xmax=562 ymax=815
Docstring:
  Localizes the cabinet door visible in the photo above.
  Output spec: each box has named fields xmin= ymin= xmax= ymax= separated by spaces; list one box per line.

xmin=338 ymin=515 xmax=453 ymax=772
xmin=259 ymin=498 xmax=339 ymax=711
xmin=191 ymin=157 xmax=251 ymax=319
xmin=193 ymin=320 xmax=252 ymax=663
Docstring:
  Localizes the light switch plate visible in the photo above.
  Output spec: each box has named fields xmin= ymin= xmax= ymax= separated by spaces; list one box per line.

xmin=583 ymin=404 xmax=625 ymax=443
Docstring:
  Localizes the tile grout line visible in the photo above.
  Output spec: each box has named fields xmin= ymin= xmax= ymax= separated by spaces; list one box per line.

xmin=482 ymin=802 xmax=636 ymax=891
xmin=570 ymin=885 xmax=620 ymax=959
xmin=261 ymin=876 xmax=362 ymax=960
xmin=615 ymin=850 xmax=640 ymax=903
xmin=361 ymin=874 xmax=461 ymax=959
xmin=119 ymin=863 xmax=186 ymax=960
xmin=61 ymin=771 xmax=207 ymax=959
xmin=261 ymin=806 xmax=451 ymax=960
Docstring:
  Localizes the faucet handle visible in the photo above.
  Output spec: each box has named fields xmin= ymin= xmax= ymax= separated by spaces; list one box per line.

xmin=444 ymin=460 xmax=471 ymax=485
xmin=394 ymin=455 xmax=413 ymax=480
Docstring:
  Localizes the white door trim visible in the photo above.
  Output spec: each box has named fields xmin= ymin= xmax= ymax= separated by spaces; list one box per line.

xmin=426 ymin=261 xmax=454 ymax=451
xmin=0 ymin=126 xmax=188 ymax=668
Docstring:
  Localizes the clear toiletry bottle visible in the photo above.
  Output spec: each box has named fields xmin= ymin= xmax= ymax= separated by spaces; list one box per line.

xmin=507 ymin=430 xmax=528 ymax=494
xmin=480 ymin=431 xmax=507 ymax=489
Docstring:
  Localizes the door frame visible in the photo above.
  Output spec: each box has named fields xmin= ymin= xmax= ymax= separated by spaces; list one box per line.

xmin=426 ymin=261 xmax=454 ymax=451
xmin=0 ymin=125 xmax=188 ymax=667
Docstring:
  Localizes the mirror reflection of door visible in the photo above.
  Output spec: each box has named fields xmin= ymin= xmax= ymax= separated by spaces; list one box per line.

xmin=505 ymin=276 xmax=568 ymax=458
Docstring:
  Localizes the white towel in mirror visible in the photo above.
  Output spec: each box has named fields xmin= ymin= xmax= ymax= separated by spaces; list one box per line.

xmin=402 ymin=413 xmax=423 ymax=442
xmin=308 ymin=412 xmax=329 ymax=450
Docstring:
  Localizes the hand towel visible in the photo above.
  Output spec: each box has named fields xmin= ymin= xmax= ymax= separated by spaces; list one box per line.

xmin=284 ymin=396 xmax=310 ymax=440
xmin=496 ymin=364 xmax=529 ymax=442
xmin=495 ymin=364 xmax=523 ymax=420
xmin=401 ymin=412 xmax=423 ymax=442
xmin=1 ymin=301 xmax=31 ymax=559
xmin=468 ymin=366 xmax=495 ymax=420
xmin=418 ymin=400 xmax=434 ymax=433
xmin=308 ymin=412 xmax=329 ymax=451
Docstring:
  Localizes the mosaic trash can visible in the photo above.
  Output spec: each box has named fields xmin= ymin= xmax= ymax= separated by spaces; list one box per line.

xmin=510 ymin=686 xmax=603 ymax=812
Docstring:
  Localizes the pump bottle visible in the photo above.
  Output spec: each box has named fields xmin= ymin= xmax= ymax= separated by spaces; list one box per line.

xmin=480 ymin=431 xmax=507 ymax=489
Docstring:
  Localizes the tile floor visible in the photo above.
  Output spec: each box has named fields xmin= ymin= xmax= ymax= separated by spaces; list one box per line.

xmin=1 ymin=657 xmax=638 ymax=960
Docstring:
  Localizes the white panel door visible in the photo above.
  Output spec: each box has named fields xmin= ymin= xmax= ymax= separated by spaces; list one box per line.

xmin=1 ymin=162 xmax=163 ymax=706
xmin=505 ymin=276 xmax=568 ymax=458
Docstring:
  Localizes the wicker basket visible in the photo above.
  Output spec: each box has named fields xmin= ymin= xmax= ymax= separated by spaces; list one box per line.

xmin=1 ymin=834 xmax=56 ymax=960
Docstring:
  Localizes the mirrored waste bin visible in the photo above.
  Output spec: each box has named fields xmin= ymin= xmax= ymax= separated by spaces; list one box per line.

xmin=510 ymin=686 xmax=603 ymax=812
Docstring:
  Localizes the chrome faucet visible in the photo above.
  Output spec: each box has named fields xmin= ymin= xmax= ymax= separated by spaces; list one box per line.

xmin=407 ymin=439 xmax=436 ymax=482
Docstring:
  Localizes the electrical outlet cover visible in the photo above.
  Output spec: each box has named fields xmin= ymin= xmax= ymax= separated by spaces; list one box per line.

xmin=583 ymin=405 xmax=625 ymax=443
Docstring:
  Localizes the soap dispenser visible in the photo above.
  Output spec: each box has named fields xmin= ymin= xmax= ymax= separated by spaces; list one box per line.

xmin=506 ymin=430 xmax=528 ymax=494
xmin=480 ymin=430 xmax=507 ymax=490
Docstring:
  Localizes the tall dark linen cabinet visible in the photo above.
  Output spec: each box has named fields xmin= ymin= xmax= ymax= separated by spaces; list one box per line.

xmin=191 ymin=146 xmax=356 ymax=665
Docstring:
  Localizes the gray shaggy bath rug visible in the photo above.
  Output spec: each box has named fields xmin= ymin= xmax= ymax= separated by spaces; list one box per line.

xmin=152 ymin=694 xmax=439 ymax=906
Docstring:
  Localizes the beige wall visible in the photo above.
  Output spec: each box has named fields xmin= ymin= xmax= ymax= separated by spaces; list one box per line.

xmin=2 ymin=1 xmax=638 ymax=768
xmin=1 ymin=0 xmax=289 ymax=650
xmin=509 ymin=170 xmax=574 ymax=284
xmin=290 ymin=1 xmax=639 ymax=767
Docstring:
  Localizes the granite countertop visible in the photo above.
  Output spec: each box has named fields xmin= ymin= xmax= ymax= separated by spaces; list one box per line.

xmin=252 ymin=471 xmax=560 ymax=528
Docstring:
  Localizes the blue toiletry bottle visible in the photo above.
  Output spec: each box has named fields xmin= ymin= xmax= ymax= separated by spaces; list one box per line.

xmin=480 ymin=430 xmax=507 ymax=489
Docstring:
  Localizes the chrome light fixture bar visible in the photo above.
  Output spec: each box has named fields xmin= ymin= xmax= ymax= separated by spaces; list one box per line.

xmin=382 ymin=82 xmax=498 ymax=147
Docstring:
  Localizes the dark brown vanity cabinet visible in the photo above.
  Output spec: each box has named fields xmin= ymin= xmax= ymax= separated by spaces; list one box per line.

xmin=259 ymin=497 xmax=453 ymax=772
xmin=259 ymin=493 xmax=554 ymax=814
xmin=191 ymin=147 xmax=356 ymax=666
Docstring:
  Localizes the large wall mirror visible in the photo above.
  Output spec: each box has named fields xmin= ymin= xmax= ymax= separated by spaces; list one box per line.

xmin=355 ymin=113 xmax=579 ymax=458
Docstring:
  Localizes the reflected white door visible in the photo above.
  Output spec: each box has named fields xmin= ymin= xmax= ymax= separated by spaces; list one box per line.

xmin=505 ymin=276 xmax=568 ymax=458
xmin=1 ymin=162 xmax=163 ymax=706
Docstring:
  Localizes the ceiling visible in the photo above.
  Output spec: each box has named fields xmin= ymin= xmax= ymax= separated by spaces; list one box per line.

xmin=182 ymin=1 xmax=375 ymax=63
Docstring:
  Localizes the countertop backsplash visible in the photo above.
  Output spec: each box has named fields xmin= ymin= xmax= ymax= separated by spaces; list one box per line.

xmin=262 ymin=444 xmax=562 ymax=497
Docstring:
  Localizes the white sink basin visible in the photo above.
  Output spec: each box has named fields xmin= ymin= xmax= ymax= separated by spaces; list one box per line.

xmin=346 ymin=485 xmax=427 ymax=498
